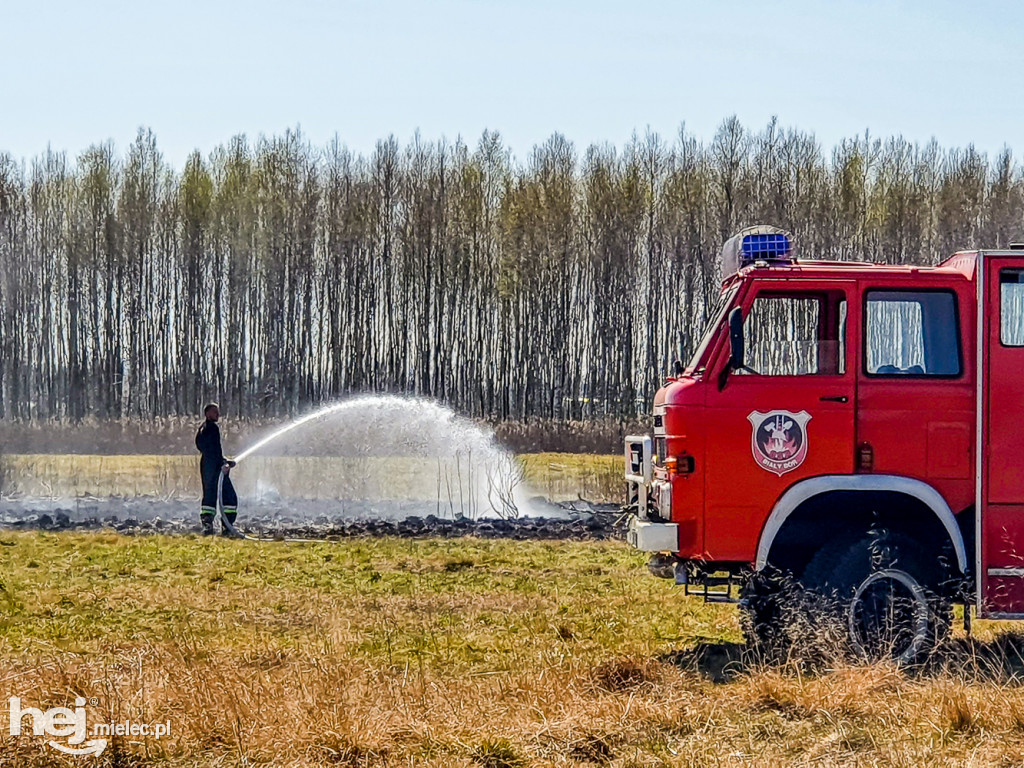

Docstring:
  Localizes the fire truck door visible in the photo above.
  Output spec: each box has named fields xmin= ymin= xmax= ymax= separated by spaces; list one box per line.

xmin=704 ymin=281 xmax=855 ymax=562
xmin=982 ymin=256 xmax=1024 ymax=615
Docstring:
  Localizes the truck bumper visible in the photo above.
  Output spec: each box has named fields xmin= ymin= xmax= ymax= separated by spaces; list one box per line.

xmin=627 ymin=518 xmax=679 ymax=552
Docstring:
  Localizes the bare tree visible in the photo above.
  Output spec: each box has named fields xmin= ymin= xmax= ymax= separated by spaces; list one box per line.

xmin=0 ymin=121 xmax=1021 ymax=431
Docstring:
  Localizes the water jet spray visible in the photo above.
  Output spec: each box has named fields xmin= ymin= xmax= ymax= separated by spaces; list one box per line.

xmin=213 ymin=395 xmax=529 ymax=540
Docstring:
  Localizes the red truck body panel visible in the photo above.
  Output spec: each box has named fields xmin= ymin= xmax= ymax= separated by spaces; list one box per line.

xmin=980 ymin=253 xmax=1024 ymax=616
xmin=642 ymin=250 xmax=1024 ymax=618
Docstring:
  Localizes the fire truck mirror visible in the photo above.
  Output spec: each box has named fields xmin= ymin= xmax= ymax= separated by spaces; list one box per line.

xmin=728 ymin=307 xmax=745 ymax=371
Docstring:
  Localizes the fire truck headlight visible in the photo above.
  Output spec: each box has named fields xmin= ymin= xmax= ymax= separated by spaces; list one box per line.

xmin=659 ymin=482 xmax=672 ymax=517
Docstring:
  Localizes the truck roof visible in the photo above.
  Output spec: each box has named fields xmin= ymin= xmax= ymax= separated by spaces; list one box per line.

xmin=725 ymin=251 xmax=986 ymax=285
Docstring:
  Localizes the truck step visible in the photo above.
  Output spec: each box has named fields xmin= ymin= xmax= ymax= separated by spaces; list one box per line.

xmin=683 ymin=574 xmax=741 ymax=604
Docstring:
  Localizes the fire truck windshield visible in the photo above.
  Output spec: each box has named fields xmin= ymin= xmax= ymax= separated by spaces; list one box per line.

xmin=686 ymin=285 xmax=739 ymax=372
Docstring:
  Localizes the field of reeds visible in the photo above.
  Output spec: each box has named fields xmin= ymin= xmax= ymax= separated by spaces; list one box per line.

xmin=4 ymin=532 xmax=1024 ymax=766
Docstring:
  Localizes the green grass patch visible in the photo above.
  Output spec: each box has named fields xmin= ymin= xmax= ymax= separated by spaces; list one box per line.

xmin=0 ymin=532 xmax=737 ymax=666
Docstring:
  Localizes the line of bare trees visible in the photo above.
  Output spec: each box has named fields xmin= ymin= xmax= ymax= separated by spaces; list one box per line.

xmin=0 ymin=118 xmax=1022 ymax=423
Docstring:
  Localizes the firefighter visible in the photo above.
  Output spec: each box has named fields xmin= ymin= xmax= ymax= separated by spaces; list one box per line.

xmin=195 ymin=403 xmax=238 ymax=536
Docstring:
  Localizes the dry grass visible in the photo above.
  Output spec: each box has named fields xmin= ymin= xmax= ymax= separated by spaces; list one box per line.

xmin=3 ymin=533 xmax=1024 ymax=766
xmin=0 ymin=452 xmax=622 ymax=503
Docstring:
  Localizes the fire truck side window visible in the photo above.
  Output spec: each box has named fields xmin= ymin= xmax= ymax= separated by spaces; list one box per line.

xmin=864 ymin=290 xmax=961 ymax=376
xmin=742 ymin=294 xmax=845 ymax=376
xmin=1000 ymin=269 xmax=1024 ymax=346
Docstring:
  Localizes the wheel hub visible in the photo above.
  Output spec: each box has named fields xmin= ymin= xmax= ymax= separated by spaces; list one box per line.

xmin=848 ymin=568 xmax=930 ymax=663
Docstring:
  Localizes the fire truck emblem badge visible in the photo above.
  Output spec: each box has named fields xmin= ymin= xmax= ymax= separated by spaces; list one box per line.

xmin=747 ymin=410 xmax=812 ymax=476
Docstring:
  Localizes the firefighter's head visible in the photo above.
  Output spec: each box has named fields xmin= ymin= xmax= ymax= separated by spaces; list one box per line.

xmin=204 ymin=403 xmax=220 ymax=422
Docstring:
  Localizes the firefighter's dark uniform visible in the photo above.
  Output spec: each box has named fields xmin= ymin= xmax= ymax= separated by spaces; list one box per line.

xmin=196 ymin=419 xmax=237 ymax=534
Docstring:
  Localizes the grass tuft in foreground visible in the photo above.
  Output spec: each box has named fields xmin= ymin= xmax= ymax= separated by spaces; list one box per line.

xmin=2 ymin=531 xmax=1024 ymax=766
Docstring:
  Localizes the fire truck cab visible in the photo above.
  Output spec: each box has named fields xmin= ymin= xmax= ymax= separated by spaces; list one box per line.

xmin=626 ymin=225 xmax=1024 ymax=662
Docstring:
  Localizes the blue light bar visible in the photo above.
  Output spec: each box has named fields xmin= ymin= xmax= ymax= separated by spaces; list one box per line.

xmin=741 ymin=232 xmax=792 ymax=260
xmin=720 ymin=225 xmax=795 ymax=275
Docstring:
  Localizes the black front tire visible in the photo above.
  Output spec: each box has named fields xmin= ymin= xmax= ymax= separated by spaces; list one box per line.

xmin=801 ymin=532 xmax=951 ymax=664
xmin=740 ymin=569 xmax=791 ymax=662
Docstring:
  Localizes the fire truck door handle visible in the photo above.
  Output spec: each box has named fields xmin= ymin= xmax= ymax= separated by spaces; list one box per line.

xmin=819 ymin=395 xmax=849 ymax=403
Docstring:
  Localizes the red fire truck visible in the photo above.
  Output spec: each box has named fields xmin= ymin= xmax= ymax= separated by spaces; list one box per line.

xmin=625 ymin=225 xmax=1024 ymax=662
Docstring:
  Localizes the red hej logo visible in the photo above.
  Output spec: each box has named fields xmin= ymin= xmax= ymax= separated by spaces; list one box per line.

xmin=747 ymin=410 xmax=812 ymax=476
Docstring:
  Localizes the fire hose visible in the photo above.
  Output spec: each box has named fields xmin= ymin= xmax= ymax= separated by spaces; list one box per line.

xmin=215 ymin=462 xmax=325 ymax=544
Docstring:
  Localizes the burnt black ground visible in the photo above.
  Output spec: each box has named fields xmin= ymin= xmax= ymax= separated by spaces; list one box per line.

xmin=0 ymin=497 xmax=625 ymax=541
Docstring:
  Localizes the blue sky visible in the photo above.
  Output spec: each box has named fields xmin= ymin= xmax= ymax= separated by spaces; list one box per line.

xmin=2 ymin=0 xmax=1022 ymax=167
